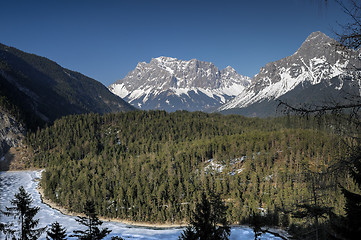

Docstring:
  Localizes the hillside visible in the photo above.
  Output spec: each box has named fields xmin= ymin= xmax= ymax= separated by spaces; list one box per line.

xmin=27 ymin=111 xmax=350 ymax=229
xmin=0 ymin=43 xmax=134 ymax=130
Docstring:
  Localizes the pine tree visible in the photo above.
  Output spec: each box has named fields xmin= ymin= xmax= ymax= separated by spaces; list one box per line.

xmin=46 ymin=222 xmax=67 ymax=240
xmin=110 ymin=237 xmax=124 ymax=240
xmin=330 ymin=146 xmax=361 ymax=239
xmin=179 ymin=192 xmax=230 ymax=240
xmin=291 ymin=170 xmax=332 ymax=240
xmin=71 ymin=200 xmax=111 ymax=240
xmin=0 ymin=222 xmax=15 ymax=240
xmin=249 ymin=211 xmax=263 ymax=240
xmin=4 ymin=186 xmax=45 ymax=240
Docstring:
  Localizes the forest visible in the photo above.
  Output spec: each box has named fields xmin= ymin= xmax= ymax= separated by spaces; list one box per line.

xmin=25 ymin=110 xmax=357 ymax=238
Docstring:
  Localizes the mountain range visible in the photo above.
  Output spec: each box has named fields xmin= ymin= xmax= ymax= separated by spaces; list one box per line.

xmin=219 ymin=31 xmax=361 ymax=116
xmin=1 ymin=31 xmax=360 ymax=128
xmin=109 ymin=57 xmax=251 ymax=112
xmin=110 ymin=31 xmax=361 ymax=116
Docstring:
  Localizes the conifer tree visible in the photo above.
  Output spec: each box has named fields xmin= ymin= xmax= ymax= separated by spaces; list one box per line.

xmin=71 ymin=200 xmax=111 ymax=240
xmin=46 ymin=222 xmax=67 ymax=240
xmin=110 ymin=237 xmax=124 ymax=240
xmin=179 ymin=192 xmax=230 ymax=240
xmin=249 ymin=211 xmax=263 ymax=240
xmin=330 ymin=147 xmax=361 ymax=239
xmin=291 ymin=170 xmax=333 ymax=240
xmin=0 ymin=222 xmax=15 ymax=240
xmin=4 ymin=186 xmax=45 ymax=240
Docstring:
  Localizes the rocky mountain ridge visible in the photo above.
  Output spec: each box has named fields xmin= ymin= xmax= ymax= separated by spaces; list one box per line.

xmin=218 ymin=31 xmax=361 ymax=116
xmin=0 ymin=109 xmax=24 ymax=158
xmin=109 ymin=57 xmax=250 ymax=112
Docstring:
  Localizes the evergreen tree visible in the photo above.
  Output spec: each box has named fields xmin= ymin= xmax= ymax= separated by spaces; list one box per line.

xmin=29 ymin=110 xmax=346 ymax=226
xmin=0 ymin=222 xmax=15 ymax=240
xmin=110 ymin=237 xmax=124 ymax=240
xmin=71 ymin=200 xmax=111 ymax=240
xmin=249 ymin=211 xmax=263 ymax=240
xmin=291 ymin=170 xmax=333 ymax=240
xmin=330 ymin=147 xmax=361 ymax=239
xmin=179 ymin=192 xmax=230 ymax=240
xmin=46 ymin=222 xmax=67 ymax=240
xmin=4 ymin=186 xmax=45 ymax=240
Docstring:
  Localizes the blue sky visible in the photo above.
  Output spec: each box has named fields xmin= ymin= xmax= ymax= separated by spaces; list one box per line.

xmin=0 ymin=0 xmax=350 ymax=86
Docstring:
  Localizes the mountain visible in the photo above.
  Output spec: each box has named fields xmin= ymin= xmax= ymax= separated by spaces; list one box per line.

xmin=0 ymin=109 xmax=24 ymax=158
xmin=109 ymin=57 xmax=251 ymax=112
xmin=218 ymin=31 xmax=361 ymax=117
xmin=0 ymin=43 xmax=134 ymax=129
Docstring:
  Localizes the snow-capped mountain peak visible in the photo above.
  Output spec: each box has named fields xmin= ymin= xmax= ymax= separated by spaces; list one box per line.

xmin=109 ymin=57 xmax=251 ymax=112
xmin=218 ymin=31 xmax=361 ymax=116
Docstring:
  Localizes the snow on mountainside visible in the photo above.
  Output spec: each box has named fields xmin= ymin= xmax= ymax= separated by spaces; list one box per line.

xmin=109 ymin=57 xmax=251 ymax=112
xmin=219 ymin=31 xmax=361 ymax=114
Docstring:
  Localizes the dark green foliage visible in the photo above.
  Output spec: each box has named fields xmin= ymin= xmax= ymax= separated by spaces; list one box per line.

xmin=293 ymin=204 xmax=331 ymax=221
xmin=71 ymin=200 xmax=111 ymax=240
xmin=249 ymin=211 xmax=264 ymax=240
xmin=27 ymin=110 xmax=348 ymax=228
xmin=179 ymin=192 xmax=230 ymax=240
xmin=330 ymin=145 xmax=361 ymax=239
xmin=289 ymin=168 xmax=334 ymax=240
xmin=3 ymin=186 xmax=45 ymax=240
xmin=46 ymin=222 xmax=67 ymax=240
xmin=341 ymin=186 xmax=361 ymax=235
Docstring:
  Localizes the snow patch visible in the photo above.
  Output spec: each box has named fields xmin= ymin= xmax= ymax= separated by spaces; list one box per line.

xmin=108 ymin=57 xmax=251 ymax=111
xmin=204 ymin=157 xmax=245 ymax=175
xmin=109 ymin=83 xmax=129 ymax=99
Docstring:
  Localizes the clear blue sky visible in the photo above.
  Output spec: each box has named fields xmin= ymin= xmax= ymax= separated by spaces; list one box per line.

xmin=0 ymin=0 xmax=350 ymax=86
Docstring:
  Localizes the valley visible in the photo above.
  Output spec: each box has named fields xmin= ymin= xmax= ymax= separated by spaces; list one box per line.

xmin=23 ymin=111 xmax=352 ymax=238
xmin=0 ymin=25 xmax=360 ymax=240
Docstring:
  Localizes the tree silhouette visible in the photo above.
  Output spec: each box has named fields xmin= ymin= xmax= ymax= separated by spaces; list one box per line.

xmin=179 ymin=192 xmax=230 ymax=240
xmin=46 ymin=222 xmax=67 ymax=240
xmin=0 ymin=222 xmax=15 ymax=240
xmin=71 ymin=200 xmax=111 ymax=240
xmin=110 ymin=236 xmax=124 ymax=240
xmin=329 ymin=145 xmax=361 ymax=239
xmin=4 ymin=186 xmax=45 ymax=240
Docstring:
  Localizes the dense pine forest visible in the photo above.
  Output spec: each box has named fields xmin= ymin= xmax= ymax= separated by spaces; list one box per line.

xmin=25 ymin=110 xmax=354 ymax=235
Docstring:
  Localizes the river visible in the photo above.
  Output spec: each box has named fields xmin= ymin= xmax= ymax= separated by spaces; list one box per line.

xmin=0 ymin=170 xmax=283 ymax=239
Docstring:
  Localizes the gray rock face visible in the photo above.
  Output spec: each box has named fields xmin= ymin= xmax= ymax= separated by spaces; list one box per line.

xmin=219 ymin=31 xmax=361 ymax=114
xmin=0 ymin=110 xmax=24 ymax=157
xmin=109 ymin=57 xmax=250 ymax=112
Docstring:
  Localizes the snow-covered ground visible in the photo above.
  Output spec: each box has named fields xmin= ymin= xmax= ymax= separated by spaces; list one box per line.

xmin=0 ymin=171 xmax=282 ymax=239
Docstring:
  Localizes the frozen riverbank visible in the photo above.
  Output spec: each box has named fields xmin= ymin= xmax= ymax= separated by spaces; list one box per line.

xmin=37 ymin=183 xmax=187 ymax=229
xmin=0 ymin=170 xmax=284 ymax=239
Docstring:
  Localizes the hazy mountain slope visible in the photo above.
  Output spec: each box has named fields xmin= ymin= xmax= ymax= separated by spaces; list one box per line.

xmin=0 ymin=43 xmax=134 ymax=128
